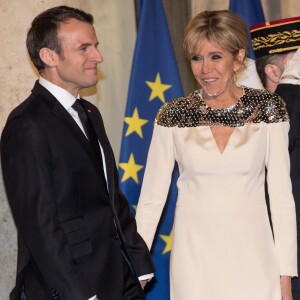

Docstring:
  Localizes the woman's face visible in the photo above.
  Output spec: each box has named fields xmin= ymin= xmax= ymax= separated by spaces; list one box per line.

xmin=190 ymin=38 xmax=244 ymax=98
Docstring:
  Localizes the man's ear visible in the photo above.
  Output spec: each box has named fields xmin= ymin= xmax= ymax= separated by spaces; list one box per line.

xmin=264 ymin=64 xmax=282 ymax=84
xmin=39 ymin=48 xmax=58 ymax=67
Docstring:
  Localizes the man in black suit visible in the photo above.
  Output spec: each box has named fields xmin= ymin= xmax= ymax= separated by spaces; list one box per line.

xmin=250 ymin=17 xmax=300 ymax=299
xmin=1 ymin=6 xmax=154 ymax=300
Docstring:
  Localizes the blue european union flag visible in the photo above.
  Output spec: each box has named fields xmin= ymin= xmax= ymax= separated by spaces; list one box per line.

xmin=118 ymin=0 xmax=183 ymax=299
xmin=229 ymin=0 xmax=265 ymax=59
xmin=229 ymin=0 xmax=265 ymax=89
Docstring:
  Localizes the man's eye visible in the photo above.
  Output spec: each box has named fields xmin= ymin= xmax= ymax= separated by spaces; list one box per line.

xmin=80 ymin=46 xmax=87 ymax=51
xmin=191 ymin=55 xmax=201 ymax=61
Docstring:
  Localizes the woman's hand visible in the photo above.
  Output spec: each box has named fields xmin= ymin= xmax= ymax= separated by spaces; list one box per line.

xmin=281 ymin=276 xmax=293 ymax=300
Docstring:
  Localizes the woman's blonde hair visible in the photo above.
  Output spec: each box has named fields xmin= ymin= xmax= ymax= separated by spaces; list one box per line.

xmin=183 ymin=10 xmax=248 ymax=64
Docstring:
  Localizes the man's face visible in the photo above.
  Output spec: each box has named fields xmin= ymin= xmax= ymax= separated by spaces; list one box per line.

xmin=281 ymin=52 xmax=295 ymax=75
xmin=52 ymin=18 xmax=103 ymax=96
xmin=264 ymin=51 xmax=296 ymax=92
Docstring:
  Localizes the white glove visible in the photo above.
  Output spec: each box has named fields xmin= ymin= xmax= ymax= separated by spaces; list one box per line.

xmin=280 ymin=47 xmax=300 ymax=83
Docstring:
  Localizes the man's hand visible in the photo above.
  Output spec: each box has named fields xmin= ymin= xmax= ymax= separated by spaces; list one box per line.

xmin=280 ymin=275 xmax=293 ymax=300
xmin=281 ymin=47 xmax=300 ymax=80
xmin=140 ymin=279 xmax=148 ymax=289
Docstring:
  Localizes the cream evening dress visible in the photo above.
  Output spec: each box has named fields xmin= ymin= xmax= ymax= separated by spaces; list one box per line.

xmin=136 ymin=87 xmax=297 ymax=300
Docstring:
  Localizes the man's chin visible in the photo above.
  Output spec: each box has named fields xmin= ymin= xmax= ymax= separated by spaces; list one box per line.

xmin=83 ymin=78 xmax=99 ymax=89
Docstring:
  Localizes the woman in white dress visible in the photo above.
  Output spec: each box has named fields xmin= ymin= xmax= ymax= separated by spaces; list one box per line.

xmin=135 ymin=10 xmax=297 ymax=300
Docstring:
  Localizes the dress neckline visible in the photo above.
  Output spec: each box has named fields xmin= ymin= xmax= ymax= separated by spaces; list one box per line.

xmin=197 ymin=87 xmax=245 ymax=112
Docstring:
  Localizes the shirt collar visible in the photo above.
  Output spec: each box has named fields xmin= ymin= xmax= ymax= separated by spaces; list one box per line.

xmin=39 ymin=77 xmax=80 ymax=110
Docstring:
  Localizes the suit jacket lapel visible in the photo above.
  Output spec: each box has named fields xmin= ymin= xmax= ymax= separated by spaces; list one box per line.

xmin=80 ymin=99 xmax=116 ymax=200
xmin=81 ymin=100 xmax=127 ymax=240
xmin=32 ymin=82 xmax=105 ymax=180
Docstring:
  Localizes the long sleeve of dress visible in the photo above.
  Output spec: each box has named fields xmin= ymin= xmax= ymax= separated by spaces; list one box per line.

xmin=135 ymin=125 xmax=175 ymax=249
xmin=265 ymin=121 xmax=298 ymax=276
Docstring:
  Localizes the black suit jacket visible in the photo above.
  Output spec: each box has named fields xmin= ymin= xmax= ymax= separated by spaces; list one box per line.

xmin=275 ymin=83 xmax=300 ymax=294
xmin=1 ymin=81 xmax=154 ymax=300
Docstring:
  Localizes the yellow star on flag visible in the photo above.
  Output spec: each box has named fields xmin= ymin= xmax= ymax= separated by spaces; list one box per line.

xmin=119 ymin=153 xmax=143 ymax=184
xmin=146 ymin=73 xmax=172 ymax=103
xmin=132 ymin=204 xmax=137 ymax=211
xmin=160 ymin=230 xmax=173 ymax=254
xmin=124 ymin=108 xmax=148 ymax=138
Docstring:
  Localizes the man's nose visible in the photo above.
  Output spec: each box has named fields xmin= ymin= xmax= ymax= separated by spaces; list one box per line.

xmin=93 ymin=47 xmax=103 ymax=63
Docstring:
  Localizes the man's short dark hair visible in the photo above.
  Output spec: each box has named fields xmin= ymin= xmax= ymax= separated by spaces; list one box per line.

xmin=26 ymin=5 xmax=94 ymax=72
xmin=255 ymin=53 xmax=287 ymax=88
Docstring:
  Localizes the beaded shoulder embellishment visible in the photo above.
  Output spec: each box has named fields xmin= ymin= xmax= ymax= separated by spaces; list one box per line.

xmin=155 ymin=87 xmax=288 ymax=128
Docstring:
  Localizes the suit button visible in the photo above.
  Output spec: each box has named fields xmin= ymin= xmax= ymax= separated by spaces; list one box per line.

xmin=114 ymin=233 xmax=119 ymax=240
xmin=50 ymin=288 xmax=61 ymax=299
